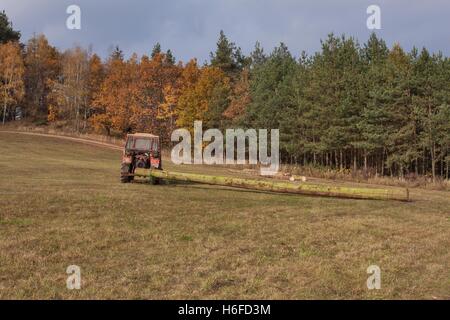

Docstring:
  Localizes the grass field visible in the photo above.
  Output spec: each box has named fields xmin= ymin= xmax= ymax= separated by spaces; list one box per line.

xmin=0 ymin=132 xmax=449 ymax=299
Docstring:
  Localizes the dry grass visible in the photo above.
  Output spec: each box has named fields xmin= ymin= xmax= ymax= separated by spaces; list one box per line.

xmin=280 ymin=164 xmax=450 ymax=191
xmin=0 ymin=132 xmax=449 ymax=299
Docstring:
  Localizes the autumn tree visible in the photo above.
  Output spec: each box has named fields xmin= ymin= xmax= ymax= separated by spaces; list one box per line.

xmin=23 ymin=34 xmax=60 ymax=119
xmin=92 ymin=48 xmax=181 ymax=139
xmin=86 ymin=54 xmax=105 ymax=129
xmin=177 ymin=63 xmax=230 ymax=130
xmin=223 ymin=68 xmax=251 ymax=123
xmin=48 ymin=46 xmax=90 ymax=131
xmin=91 ymin=51 xmax=135 ymax=134
xmin=0 ymin=41 xmax=25 ymax=124
xmin=131 ymin=51 xmax=181 ymax=138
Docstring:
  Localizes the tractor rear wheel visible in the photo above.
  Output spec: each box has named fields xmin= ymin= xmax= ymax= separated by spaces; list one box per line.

xmin=121 ymin=163 xmax=133 ymax=183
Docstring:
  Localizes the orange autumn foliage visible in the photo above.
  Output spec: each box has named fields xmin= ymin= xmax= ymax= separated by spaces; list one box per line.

xmin=0 ymin=41 xmax=25 ymax=124
xmin=176 ymin=63 xmax=231 ymax=129
xmin=223 ymin=68 xmax=251 ymax=120
xmin=91 ymin=51 xmax=182 ymax=139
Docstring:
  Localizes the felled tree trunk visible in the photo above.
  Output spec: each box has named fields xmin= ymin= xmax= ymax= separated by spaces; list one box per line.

xmin=148 ymin=170 xmax=410 ymax=202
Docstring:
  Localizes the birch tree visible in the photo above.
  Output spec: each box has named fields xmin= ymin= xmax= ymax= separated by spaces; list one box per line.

xmin=0 ymin=41 xmax=24 ymax=124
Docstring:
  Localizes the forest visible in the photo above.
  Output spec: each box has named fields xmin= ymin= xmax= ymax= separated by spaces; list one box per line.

xmin=1 ymin=11 xmax=449 ymax=181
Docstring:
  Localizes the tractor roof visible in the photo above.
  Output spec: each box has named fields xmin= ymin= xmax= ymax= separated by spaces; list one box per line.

xmin=127 ymin=133 xmax=159 ymax=139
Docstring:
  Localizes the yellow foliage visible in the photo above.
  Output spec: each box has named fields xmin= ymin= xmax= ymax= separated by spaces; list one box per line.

xmin=176 ymin=65 xmax=230 ymax=129
xmin=0 ymin=41 xmax=25 ymax=123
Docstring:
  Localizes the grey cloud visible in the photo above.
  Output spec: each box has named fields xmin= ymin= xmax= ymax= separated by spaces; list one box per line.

xmin=2 ymin=0 xmax=450 ymax=62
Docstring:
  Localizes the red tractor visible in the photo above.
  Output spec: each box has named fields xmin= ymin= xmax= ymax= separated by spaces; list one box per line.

xmin=121 ymin=133 xmax=162 ymax=183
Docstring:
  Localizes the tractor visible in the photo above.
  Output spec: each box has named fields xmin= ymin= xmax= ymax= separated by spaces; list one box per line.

xmin=121 ymin=133 xmax=162 ymax=183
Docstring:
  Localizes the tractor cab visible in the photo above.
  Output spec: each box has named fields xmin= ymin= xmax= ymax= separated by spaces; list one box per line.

xmin=121 ymin=133 xmax=162 ymax=183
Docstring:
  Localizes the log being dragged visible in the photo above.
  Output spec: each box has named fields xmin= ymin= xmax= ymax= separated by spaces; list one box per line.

xmin=146 ymin=170 xmax=410 ymax=202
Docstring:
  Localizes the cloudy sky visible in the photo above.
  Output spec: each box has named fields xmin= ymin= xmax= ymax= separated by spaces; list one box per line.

xmin=2 ymin=0 xmax=450 ymax=62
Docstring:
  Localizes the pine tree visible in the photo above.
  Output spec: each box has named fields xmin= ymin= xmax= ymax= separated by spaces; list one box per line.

xmin=151 ymin=43 xmax=161 ymax=58
xmin=244 ymin=43 xmax=298 ymax=160
xmin=110 ymin=46 xmax=124 ymax=61
xmin=413 ymin=49 xmax=450 ymax=181
xmin=165 ymin=49 xmax=176 ymax=65
xmin=358 ymin=33 xmax=390 ymax=174
xmin=382 ymin=44 xmax=416 ymax=177
xmin=210 ymin=30 xmax=246 ymax=78
xmin=0 ymin=11 xmax=20 ymax=44
xmin=250 ymin=41 xmax=267 ymax=68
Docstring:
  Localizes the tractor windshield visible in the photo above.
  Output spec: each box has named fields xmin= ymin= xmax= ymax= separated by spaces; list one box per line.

xmin=126 ymin=138 xmax=152 ymax=151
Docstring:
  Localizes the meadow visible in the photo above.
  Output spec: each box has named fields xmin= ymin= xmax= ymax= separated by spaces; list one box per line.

xmin=0 ymin=132 xmax=448 ymax=299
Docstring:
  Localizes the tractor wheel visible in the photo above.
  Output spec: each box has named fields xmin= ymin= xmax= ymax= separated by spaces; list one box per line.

xmin=121 ymin=163 xmax=133 ymax=183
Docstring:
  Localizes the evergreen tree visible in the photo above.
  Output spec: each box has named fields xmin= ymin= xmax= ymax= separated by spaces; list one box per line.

xmin=165 ymin=49 xmax=176 ymax=65
xmin=110 ymin=46 xmax=124 ymax=61
xmin=363 ymin=32 xmax=388 ymax=64
xmin=382 ymin=44 xmax=416 ymax=177
xmin=244 ymin=43 xmax=298 ymax=158
xmin=210 ymin=30 xmax=247 ymax=78
xmin=250 ymin=41 xmax=267 ymax=68
xmin=151 ymin=42 xmax=162 ymax=58
xmin=0 ymin=11 xmax=20 ymax=44
xmin=413 ymin=49 xmax=450 ymax=181
xmin=357 ymin=33 xmax=390 ymax=174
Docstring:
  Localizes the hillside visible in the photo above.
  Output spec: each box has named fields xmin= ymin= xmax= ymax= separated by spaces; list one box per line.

xmin=0 ymin=132 xmax=449 ymax=299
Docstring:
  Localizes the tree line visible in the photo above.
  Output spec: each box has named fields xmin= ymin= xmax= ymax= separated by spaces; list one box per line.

xmin=1 ymin=11 xmax=449 ymax=180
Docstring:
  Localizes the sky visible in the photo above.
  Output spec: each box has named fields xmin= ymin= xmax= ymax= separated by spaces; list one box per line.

xmin=2 ymin=0 xmax=450 ymax=63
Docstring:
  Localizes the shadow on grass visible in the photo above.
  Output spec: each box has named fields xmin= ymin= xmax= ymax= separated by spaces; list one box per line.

xmin=130 ymin=177 xmax=369 ymax=201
